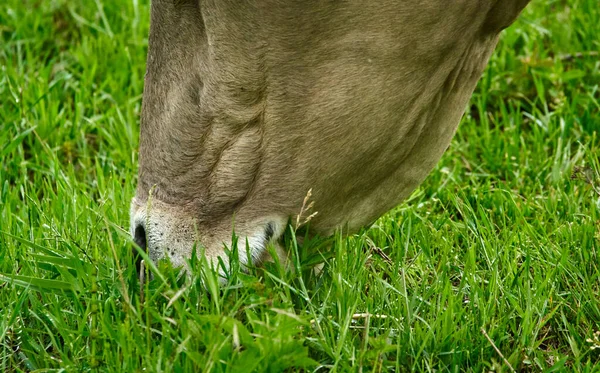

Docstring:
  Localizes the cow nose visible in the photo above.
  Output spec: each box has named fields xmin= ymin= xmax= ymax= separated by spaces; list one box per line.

xmin=133 ymin=223 xmax=147 ymax=272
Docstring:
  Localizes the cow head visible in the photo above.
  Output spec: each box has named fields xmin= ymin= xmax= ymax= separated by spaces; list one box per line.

xmin=130 ymin=0 xmax=530 ymax=276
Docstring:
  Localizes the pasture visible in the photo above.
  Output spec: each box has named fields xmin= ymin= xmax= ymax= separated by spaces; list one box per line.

xmin=1 ymin=0 xmax=599 ymax=371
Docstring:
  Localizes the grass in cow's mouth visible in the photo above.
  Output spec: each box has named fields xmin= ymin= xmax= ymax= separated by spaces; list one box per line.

xmin=1 ymin=0 xmax=599 ymax=371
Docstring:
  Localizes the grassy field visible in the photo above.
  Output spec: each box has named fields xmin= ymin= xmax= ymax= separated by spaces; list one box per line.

xmin=1 ymin=0 xmax=599 ymax=371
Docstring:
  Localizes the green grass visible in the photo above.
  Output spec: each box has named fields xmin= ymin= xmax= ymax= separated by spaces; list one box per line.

xmin=1 ymin=0 xmax=599 ymax=371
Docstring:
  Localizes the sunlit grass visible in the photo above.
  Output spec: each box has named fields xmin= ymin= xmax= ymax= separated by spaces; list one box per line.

xmin=1 ymin=0 xmax=599 ymax=371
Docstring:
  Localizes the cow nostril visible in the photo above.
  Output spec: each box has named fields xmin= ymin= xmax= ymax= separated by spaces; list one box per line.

xmin=134 ymin=225 xmax=147 ymax=251
xmin=133 ymin=225 xmax=147 ymax=272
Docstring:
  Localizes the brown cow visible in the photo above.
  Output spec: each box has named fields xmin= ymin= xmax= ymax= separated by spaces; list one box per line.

xmin=130 ymin=0 xmax=530 ymax=275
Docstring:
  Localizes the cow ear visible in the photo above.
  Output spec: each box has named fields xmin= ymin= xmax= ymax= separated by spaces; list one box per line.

xmin=482 ymin=0 xmax=531 ymax=34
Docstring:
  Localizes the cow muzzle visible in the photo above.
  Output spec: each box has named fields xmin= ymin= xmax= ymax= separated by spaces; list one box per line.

xmin=129 ymin=197 xmax=288 ymax=280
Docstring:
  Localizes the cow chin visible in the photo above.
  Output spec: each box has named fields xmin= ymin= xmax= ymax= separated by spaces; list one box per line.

xmin=129 ymin=197 xmax=288 ymax=280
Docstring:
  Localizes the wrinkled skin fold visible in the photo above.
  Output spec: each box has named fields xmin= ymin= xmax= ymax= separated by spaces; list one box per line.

xmin=130 ymin=0 xmax=530 ymax=272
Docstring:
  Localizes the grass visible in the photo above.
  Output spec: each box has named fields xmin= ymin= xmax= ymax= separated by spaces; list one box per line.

xmin=0 ymin=0 xmax=599 ymax=371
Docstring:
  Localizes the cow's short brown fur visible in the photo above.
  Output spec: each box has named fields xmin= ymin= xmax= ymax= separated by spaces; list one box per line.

xmin=131 ymin=0 xmax=530 ymax=271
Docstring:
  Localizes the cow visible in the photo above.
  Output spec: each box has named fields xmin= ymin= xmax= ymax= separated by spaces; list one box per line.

xmin=130 ymin=0 xmax=531 ymax=275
